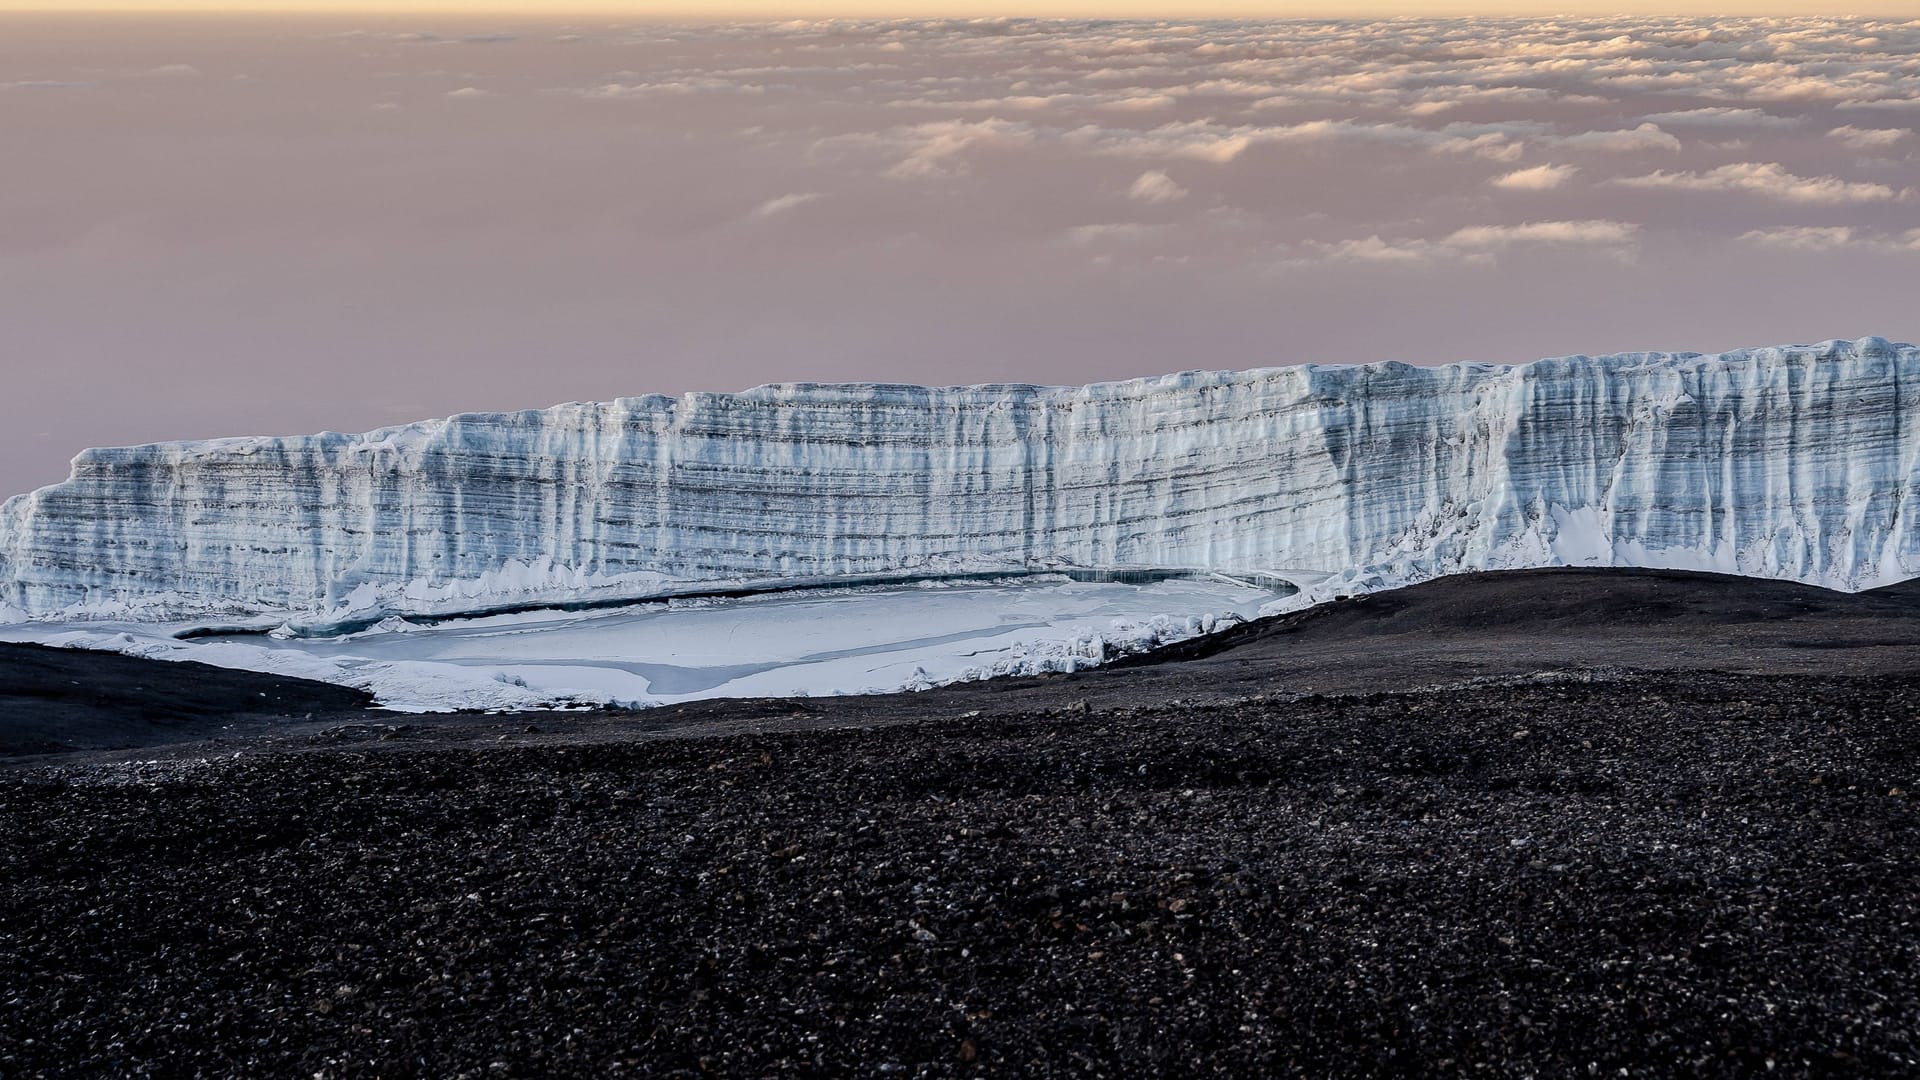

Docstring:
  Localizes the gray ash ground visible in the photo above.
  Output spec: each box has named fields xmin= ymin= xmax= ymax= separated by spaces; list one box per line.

xmin=3 ymin=570 xmax=1919 ymax=1077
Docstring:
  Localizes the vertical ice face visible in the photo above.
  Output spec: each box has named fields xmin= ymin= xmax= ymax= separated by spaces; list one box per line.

xmin=1 ymin=336 xmax=1915 ymax=623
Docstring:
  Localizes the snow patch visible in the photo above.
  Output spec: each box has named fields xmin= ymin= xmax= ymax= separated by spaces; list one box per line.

xmin=0 ymin=577 xmax=1272 ymax=712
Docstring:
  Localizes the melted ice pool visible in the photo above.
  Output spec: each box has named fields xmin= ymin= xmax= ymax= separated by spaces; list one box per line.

xmin=3 ymin=576 xmax=1281 ymax=712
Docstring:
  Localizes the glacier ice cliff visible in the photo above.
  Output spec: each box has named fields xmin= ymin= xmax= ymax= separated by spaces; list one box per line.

xmin=2 ymin=336 xmax=1916 ymax=625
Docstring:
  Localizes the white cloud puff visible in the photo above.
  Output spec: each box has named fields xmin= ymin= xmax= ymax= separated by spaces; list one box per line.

xmin=1837 ymin=98 xmax=1920 ymax=112
xmin=1738 ymin=226 xmax=1855 ymax=251
xmin=1491 ymin=164 xmax=1578 ymax=190
xmin=572 ymin=78 xmax=767 ymax=99
xmin=876 ymin=118 xmax=1038 ymax=178
xmin=750 ymin=192 xmax=825 ymax=218
xmin=1638 ymin=108 xmax=1800 ymax=129
xmin=1126 ymin=170 xmax=1187 ymax=203
xmin=1064 ymin=118 xmax=1523 ymax=164
xmin=1740 ymin=226 xmax=1920 ymax=252
xmin=1445 ymin=220 xmax=1640 ymax=249
xmin=1313 ymin=220 xmax=1639 ymax=265
xmin=1611 ymin=162 xmax=1905 ymax=204
xmin=1827 ymin=124 xmax=1910 ymax=150
xmin=1546 ymin=124 xmax=1682 ymax=153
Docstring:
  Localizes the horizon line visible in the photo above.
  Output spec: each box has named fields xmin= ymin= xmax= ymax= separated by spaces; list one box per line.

xmin=6 ymin=6 xmax=1919 ymax=18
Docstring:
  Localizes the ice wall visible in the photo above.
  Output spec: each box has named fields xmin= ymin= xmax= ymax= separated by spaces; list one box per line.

xmin=2 ymin=337 xmax=1916 ymax=623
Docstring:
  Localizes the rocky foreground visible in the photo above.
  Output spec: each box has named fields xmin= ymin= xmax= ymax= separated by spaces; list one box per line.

xmin=3 ymin=669 xmax=1918 ymax=1077
xmin=2 ymin=569 xmax=1919 ymax=1077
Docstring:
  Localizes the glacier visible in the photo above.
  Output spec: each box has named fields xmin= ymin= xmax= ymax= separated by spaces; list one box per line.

xmin=2 ymin=335 xmax=1917 ymax=629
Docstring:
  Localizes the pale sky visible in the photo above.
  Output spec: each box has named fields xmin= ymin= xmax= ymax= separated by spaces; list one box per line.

xmin=1 ymin=13 xmax=1918 ymax=499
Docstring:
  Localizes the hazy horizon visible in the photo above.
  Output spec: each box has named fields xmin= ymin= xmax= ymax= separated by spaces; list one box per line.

xmin=3 ymin=12 xmax=1918 ymax=498
xmin=22 ymin=4 xmax=1920 ymax=14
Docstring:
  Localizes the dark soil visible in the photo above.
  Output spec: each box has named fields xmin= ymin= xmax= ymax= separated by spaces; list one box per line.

xmin=0 ymin=642 xmax=372 ymax=756
xmin=1 ymin=569 xmax=1918 ymax=1077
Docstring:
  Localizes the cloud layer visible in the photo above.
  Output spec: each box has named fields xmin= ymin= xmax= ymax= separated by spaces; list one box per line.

xmin=0 ymin=13 xmax=1916 ymax=499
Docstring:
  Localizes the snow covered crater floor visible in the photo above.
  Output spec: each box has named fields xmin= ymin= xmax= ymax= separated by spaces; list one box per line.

xmin=0 ymin=576 xmax=1282 ymax=712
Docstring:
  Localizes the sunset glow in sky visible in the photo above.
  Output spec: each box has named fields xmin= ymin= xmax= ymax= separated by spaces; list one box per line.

xmin=1 ymin=11 xmax=1918 ymax=498
xmin=20 ymin=2 xmax=1920 ymax=13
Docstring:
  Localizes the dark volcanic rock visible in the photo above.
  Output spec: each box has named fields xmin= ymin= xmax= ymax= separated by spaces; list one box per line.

xmin=3 ymin=670 xmax=1918 ymax=1077
xmin=1107 ymin=567 xmax=1920 ymax=695
xmin=0 ymin=642 xmax=373 ymax=756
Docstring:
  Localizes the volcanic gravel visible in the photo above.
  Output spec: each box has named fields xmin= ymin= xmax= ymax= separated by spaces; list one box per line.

xmin=5 ymin=669 xmax=1919 ymax=1077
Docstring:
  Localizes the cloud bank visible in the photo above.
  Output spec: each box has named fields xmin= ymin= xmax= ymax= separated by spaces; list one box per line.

xmin=0 ymin=13 xmax=1916 ymax=500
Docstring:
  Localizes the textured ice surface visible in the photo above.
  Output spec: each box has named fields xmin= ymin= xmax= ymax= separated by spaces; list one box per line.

xmin=2 ymin=337 xmax=1917 ymax=626
xmin=0 ymin=577 xmax=1271 ymax=711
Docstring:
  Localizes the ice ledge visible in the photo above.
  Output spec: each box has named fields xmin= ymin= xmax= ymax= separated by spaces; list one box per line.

xmin=30 ymin=336 xmax=1905 ymax=476
xmin=3 ymin=335 xmax=1916 ymax=625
